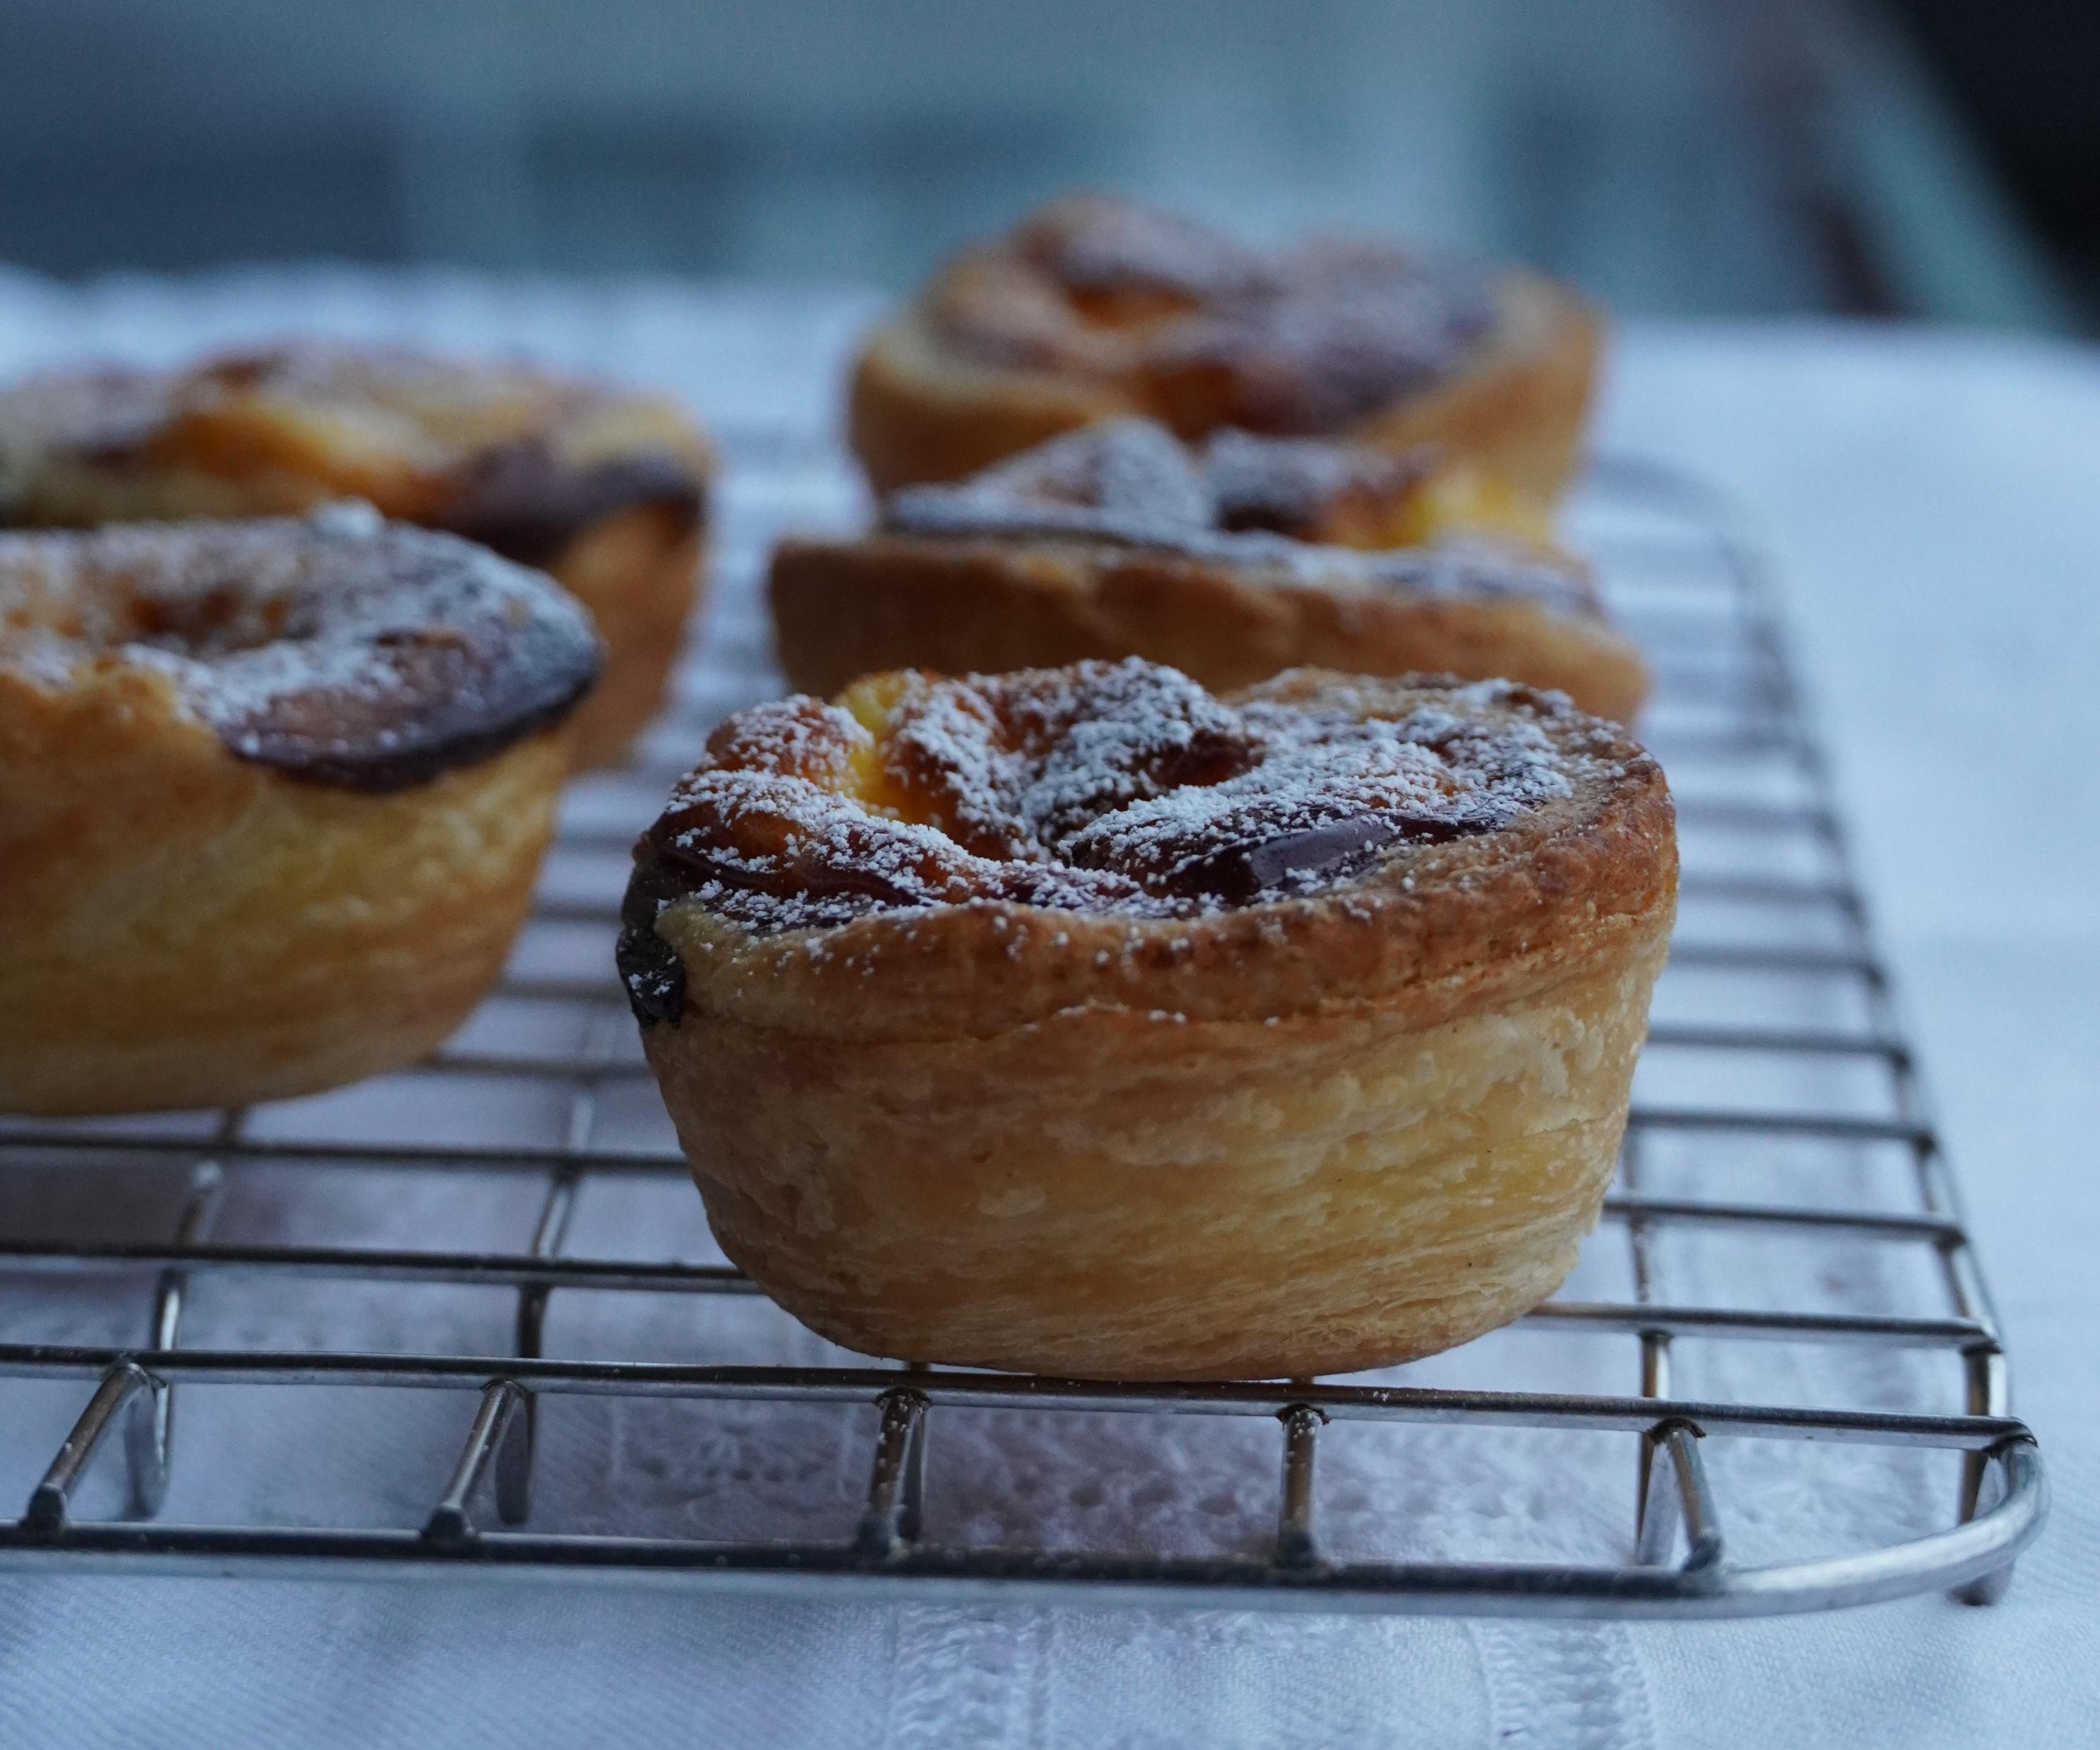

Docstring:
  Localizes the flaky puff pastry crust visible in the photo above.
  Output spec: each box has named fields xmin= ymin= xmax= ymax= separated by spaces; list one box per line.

xmin=0 ymin=677 xmax=567 ymax=1114
xmin=849 ymin=197 xmax=1600 ymax=500
xmin=774 ymin=532 xmax=1647 ymax=725
xmin=0 ymin=346 xmax=713 ymax=766
xmin=630 ymin=665 xmax=1675 ymax=1379
xmin=0 ymin=515 xmax=598 ymax=1114
xmin=547 ymin=500 xmax=704 ymax=767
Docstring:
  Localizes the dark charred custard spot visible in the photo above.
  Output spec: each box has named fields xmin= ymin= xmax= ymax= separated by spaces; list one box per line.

xmin=0 ymin=510 xmax=602 ymax=792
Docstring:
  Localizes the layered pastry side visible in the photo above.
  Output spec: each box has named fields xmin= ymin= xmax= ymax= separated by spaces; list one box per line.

xmin=0 ymin=344 xmax=713 ymax=766
xmin=622 ymin=657 xmax=1677 ymax=1380
xmin=849 ymin=192 xmax=1601 ymax=498
xmin=0 ymin=507 xmax=601 ymax=1114
xmin=772 ymin=418 xmax=1649 ymax=723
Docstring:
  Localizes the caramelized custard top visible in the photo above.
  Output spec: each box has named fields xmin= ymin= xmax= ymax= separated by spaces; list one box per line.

xmin=925 ymin=195 xmax=1500 ymax=434
xmin=0 ymin=505 xmax=601 ymax=789
xmin=624 ymin=658 xmax=1626 ymax=981
xmin=0 ymin=345 xmax=708 ymax=565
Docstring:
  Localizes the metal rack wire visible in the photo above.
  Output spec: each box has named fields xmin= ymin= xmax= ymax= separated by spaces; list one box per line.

xmin=0 ymin=449 xmax=2044 ymax=1616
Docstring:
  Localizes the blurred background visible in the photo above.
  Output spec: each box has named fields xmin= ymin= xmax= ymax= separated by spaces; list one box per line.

xmin=0 ymin=0 xmax=2092 ymax=332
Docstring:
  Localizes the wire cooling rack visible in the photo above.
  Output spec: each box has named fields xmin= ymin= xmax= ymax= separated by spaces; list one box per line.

xmin=0 ymin=442 xmax=2043 ymax=1618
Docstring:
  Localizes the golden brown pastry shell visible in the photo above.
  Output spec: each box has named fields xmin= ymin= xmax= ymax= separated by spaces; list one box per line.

xmin=771 ymin=531 xmax=1648 ymax=726
xmin=0 ymin=662 xmax=568 ymax=1115
xmin=544 ymin=504 xmax=705 ymax=768
xmin=848 ymin=270 xmax=1602 ymax=501
xmin=638 ymin=671 xmax=1676 ymax=1378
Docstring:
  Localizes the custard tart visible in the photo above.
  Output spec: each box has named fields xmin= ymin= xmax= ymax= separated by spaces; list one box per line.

xmin=1 ymin=507 xmax=599 ymax=1114
xmin=850 ymin=193 xmax=1600 ymax=500
xmin=623 ymin=657 xmax=1675 ymax=1379
xmin=774 ymin=418 xmax=1646 ymax=722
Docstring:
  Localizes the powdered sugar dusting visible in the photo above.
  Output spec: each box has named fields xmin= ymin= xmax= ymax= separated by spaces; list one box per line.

xmin=634 ymin=657 xmax=1589 ymax=939
xmin=1014 ymin=195 xmax=1273 ymax=302
xmin=883 ymin=420 xmax=1596 ymax=614
xmin=965 ymin=418 xmax=1214 ymax=525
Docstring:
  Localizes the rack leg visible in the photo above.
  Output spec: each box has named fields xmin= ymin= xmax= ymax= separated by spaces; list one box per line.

xmin=1276 ymin=1402 xmax=1324 ymax=1569
xmin=125 ymin=1158 xmax=226 ymax=1519
xmin=1621 ymin=1129 xmax=1680 ymax=1550
xmin=1953 ymin=1345 xmax=2016 ymax=1605
xmin=27 ymin=1363 xmax=157 ymax=1536
xmin=499 ymin=1160 xmax=584 ymax=1526
xmin=1632 ymin=1330 xmax=1673 ymax=1541
xmin=1634 ymin=1420 xmax=1725 ymax=1574
xmin=500 ymin=1286 xmax=551 ymax=1526
xmin=857 ymin=1389 xmax=930 ymax=1557
xmin=898 ymin=1384 xmax=931 ymax=1545
xmin=425 ymin=1380 xmax=527 ymax=1549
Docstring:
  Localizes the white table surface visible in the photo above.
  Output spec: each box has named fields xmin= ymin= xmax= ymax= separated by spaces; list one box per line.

xmin=0 ymin=275 xmax=2094 ymax=1747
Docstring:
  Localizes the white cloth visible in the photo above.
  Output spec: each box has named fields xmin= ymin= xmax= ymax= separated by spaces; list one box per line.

xmin=0 ymin=270 xmax=2096 ymax=1747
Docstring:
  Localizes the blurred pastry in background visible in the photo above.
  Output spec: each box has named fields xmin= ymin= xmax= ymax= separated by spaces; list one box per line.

xmin=620 ymin=656 xmax=1675 ymax=1379
xmin=0 ymin=344 xmax=713 ymax=767
xmin=849 ymin=193 xmax=1600 ymax=499
xmin=0 ymin=507 xmax=600 ymax=1114
xmin=773 ymin=418 xmax=1646 ymax=722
